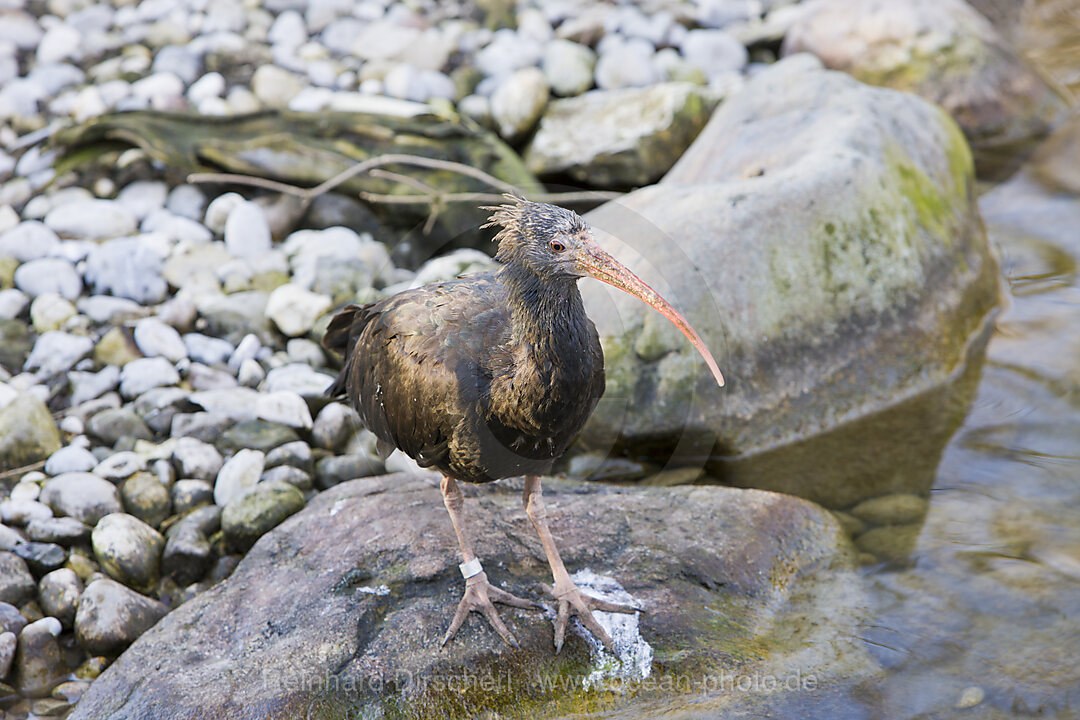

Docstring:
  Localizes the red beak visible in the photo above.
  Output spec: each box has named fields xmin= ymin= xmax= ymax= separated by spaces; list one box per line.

xmin=576 ymin=238 xmax=725 ymax=388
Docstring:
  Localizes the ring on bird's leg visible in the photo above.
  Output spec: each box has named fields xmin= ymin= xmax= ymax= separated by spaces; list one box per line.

xmin=441 ymin=570 xmax=541 ymax=649
xmin=459 ymin=558 xmax=483 ymax=579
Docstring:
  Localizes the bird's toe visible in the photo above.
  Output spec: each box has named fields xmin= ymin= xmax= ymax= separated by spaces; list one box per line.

xmin=441 ymin=571 xmax=536 ymax=649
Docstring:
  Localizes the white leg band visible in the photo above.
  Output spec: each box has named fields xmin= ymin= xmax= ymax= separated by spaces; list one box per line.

xmin=459 ymin=558 xmax=483 ymax=579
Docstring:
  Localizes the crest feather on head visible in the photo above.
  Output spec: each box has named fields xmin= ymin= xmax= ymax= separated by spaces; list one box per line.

xmin=480 ymin=192 xmax=528 ymax=244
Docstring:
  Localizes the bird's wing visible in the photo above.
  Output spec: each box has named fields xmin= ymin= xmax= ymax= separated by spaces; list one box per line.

xmin=323 ymin=274 xmax=508 ymax=470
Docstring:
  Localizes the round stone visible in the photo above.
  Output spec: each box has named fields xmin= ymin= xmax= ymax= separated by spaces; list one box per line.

xmin=91 ymin=513 xmax=164 ymax=591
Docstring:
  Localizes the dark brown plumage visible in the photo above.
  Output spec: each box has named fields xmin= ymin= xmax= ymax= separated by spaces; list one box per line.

xmin=323 ymin=196 xmax=723 ymax=652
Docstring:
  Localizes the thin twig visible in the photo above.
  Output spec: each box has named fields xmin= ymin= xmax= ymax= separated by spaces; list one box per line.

xmin=187 ymin=152 xmax=623 ymax=234
xmin=0 ymin=460 xmax=45 ymax=481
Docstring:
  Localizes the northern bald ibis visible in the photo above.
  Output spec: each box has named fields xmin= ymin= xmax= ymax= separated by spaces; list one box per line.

xmin=323 ymin=195 xmax=724 ymax=652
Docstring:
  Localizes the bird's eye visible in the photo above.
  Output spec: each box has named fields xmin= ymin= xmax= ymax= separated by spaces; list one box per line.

xmin=550 ymin=240 xmax=566 ymax=253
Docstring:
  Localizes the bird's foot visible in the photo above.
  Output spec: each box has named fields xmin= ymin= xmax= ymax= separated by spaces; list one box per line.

xmin=441 ymin=571 xmax=539 ymax=648
xmin=542 ymin=580 xmax=640 ymax=654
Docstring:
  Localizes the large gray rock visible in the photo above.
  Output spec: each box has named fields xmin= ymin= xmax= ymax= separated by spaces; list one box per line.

xmin=70 ymin=473 xmax=875 ymax=720
xmin=525 ymin=82 xmax=715 ymax=187
xmin=0 ymin=393 xmax=61 ymax=473
xmin=577 ymin=57 xmax=1000 ymax=508
xmin=782 ymin=0 xmax=1069 ymax=178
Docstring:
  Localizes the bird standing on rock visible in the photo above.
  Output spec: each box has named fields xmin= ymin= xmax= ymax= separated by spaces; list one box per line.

xmin=322 ymin=195 xmax=724 ymax=653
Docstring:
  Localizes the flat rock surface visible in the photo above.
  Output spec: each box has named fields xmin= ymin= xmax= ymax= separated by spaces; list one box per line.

xmin=71 ymin=473 xmax=875 ymax=719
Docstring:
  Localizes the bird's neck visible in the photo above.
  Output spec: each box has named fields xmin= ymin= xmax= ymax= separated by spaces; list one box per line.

xmin=498 ymin=264 xmax=588 ymax=354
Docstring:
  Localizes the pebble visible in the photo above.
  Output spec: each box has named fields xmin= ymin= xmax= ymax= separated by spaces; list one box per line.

xmin=184 ymin=333 xmax=235 ymax=366
xmin=14 ymin=257 xmax=82 ymax=300
xmin=91 ymin=512 xmax=164 ymax=590
xmin=94 ymin=451 xmax=147 ymax=481
xmin=1 ymin=499 xmax=53 ymax=525
xmin=119 ymin=357 xmax=181 ymax=398
xmin=312 ymin=402 xmax=360 ymax=452
xmin=74 ymin=578 xmax=168 ymax=655
xmin=116 ymin=181 xmax=168 ymax=221
xmin=595 ymin=37 xmax=663 ymax=89
xmin=29 ymin=293 xmax=77 ymax=332
xmin=254 ymin=391 xmax=312 ymax=429
xmin=39 ymin=473 xmax=123 ymax=526
xmin=260 ymin=464 xmax=312 ymax=490
xmin=0 ymin=288 xmax=29 ymax=320
xmin=222 ymin=481 xmax=305 ymax=551
xmin=265 ymin=440 xmax=313 ymax=473
xmin=0 ymin=601 xmax=27 ymax=635
xmin=77 ymin=296 xmax=149 ymax=324
xmin=43 ymin=199 xmax=137 ymax=239
xmin=490 ymin=67 xmax=549 ymax=142
xmin=25 ymin=517 xmax=91 ymax=546
xmin=133 ymin=317 xmax=188 ymax=362
xmin=38 ymin=568 xmax=82 ymax=627
xmin=261 ymin=363 xmax=334 ymax=395
xmin=214 ymin=448 xmax=266 ymax=506
xmin=265 ymin=283 xmax=331 ymax=336
xmin=14 ymin=617 xmax=66 ymax=697
xmin=224 ymin=200 xmax=273 ymax=260
xmin=25 ymin=331 xmax=95 ymax=378
xmin=0 ymin=630 xmax=14 ymax=680
xmin=69 ymin=365 xmax=121 ymax=406
xmin=0 ymin=552 xmax=36 ymax=605
xmin=45 ymin=445 xmax=99 ymax=475
xmin=251 ymin=64 xmax=305 ymax=108
xmin=14 ymin=540 xmax=67 ymax=574
xmin=679 ymin=29 xmax=748 ymax=82
xmin=120 ymin=473 xmax=171 ymax=528
xmin=170 ymin=479 xmax=214 ymax=515
xmin=0 ymin=221 xmax=60 ymax=262
xmin=542 ymin=39 xmax=596 ymax=96
xmin=83 ymin=237 xmax=168 ymax=304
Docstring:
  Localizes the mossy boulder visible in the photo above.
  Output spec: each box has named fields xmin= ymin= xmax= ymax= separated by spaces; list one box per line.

xmin=69 ymin=473 xmax=876 ymax=720
xmin=577 ymin=56 xmax=999 ymax=508
xmin=524 ymin=83 xmax=716 ymax=188
xmin=0 ymin=393 xmax=61 ymax=474
xmin=782 ymin=0 xmax=1069 ymax=178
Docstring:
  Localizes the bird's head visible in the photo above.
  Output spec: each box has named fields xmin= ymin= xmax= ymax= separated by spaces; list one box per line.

xmin=482 ymin=195 xmax=725 ymax=387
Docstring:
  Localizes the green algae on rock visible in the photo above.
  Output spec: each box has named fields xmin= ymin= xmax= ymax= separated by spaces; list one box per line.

xmin=67 ymin=473 xmax=877 ymax=720
xmin=576 ymin=56 xmax=999 ymax=509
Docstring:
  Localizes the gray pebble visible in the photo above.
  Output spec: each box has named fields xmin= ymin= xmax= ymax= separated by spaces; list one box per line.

xmin=45 ymin=445 xmax=98 ymax=475
xmin=87 ymin=407 xmax=152 ymax=445
xmin=39 ymin=473 xmax=123 ymax=526
xmin=14 ymin=257 xmax=82 ymax=300
xmin=119 ymin=357 xmax=180 ymax=398
xmin=24 ymin=331 xmax=94 ymax=378
xmin=0 ymin=552 xmax=36 ymax=605
xmin=93 ymin=451 xmax=146 ymax=481
xmin=133 ymin=317 xmax=187 ymax=362
xmin=170 ymin=479 xmax=214 ymax=515
xmin=25 ymin=517 xmax=90 ymax=546
xmin=183 ymin=333 xmax=234 ymax=366
xmin=91 ymin=513 xmax=164 ymax=591
xmin=44 ymin=199 xmax=137 ymax=239
xmin=83 ymin=237 xmax=168 ymax=304
xmin=74 ymin=578 xmax=167 ymax=655
xmin=38 ymin=568 xmax=82 ymax=628
xmin=68 ymin=365 xmax=121 ymax=406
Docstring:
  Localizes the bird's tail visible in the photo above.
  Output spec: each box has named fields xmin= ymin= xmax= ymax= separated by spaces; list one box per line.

xmin=322 ymin=304 xmax=364 ymax=397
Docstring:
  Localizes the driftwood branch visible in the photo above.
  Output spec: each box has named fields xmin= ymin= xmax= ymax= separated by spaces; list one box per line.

xmin=187 ymin=153 xmax=620 ymax=234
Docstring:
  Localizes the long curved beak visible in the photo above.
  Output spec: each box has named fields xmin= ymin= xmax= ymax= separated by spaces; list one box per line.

xmin=576 ymin=237 xmax=725 ymax=388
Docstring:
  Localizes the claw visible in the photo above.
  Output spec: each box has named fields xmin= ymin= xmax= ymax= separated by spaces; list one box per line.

xmin=541 ymin=581 xmax=639 ymax=654
xmin=441 ymin=571 xmax=539 ymax=648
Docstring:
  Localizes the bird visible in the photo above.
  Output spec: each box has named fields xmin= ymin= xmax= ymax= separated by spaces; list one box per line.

xmin=322 ymin=194 xmax=724 ymax=653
